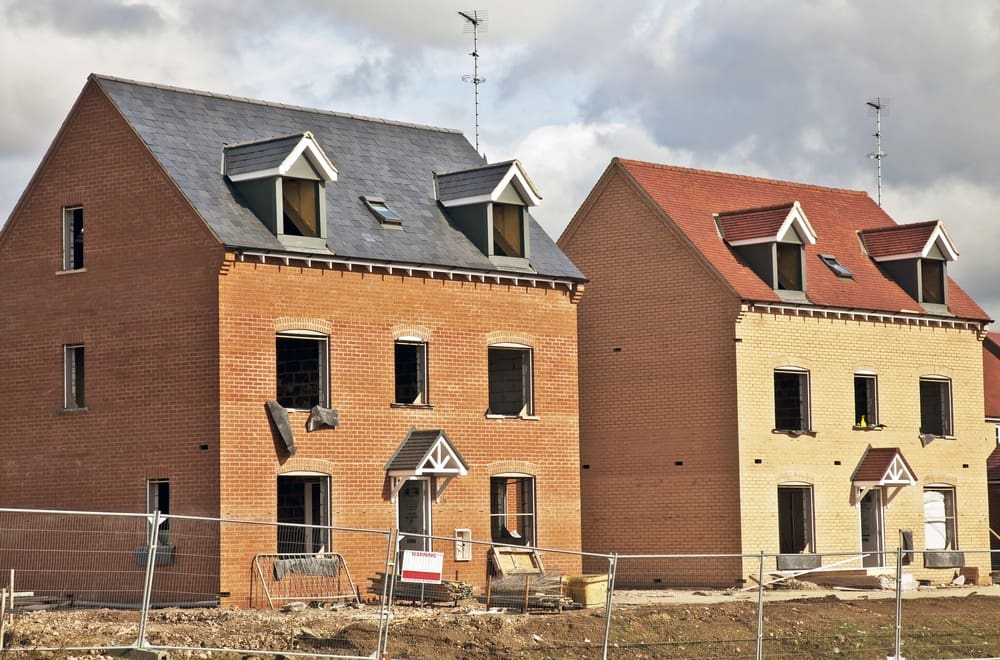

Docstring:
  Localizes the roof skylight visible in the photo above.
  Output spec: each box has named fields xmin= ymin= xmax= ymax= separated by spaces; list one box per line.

xmin=819 ymin=254 xmax=853 ymax=278
xmin=362 ymin=196 xmax=402 ymax=225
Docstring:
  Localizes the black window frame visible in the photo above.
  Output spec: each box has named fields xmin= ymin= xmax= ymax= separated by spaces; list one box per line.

xmin=774 ymin=368 xmax=810 ymax=432
xmin=854 ymin=374 xmax=878 ymax=427
xmin=919 ymin=377 xmax=953 ymax=436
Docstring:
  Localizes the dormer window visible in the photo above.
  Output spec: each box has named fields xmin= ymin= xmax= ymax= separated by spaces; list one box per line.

xmin=436 ymin=160 xmax=541 ymax=270
xmin=716 ymin=201 xmax=817 ymax=299
xmin=223 ymin=132 xmax=338 ymax=251
xmin=859 ymin=220 xmax=958 ymax=312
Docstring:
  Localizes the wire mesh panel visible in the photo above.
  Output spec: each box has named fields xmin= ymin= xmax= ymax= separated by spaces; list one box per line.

xmin=0 ymin=508 xmax=146 ymax=650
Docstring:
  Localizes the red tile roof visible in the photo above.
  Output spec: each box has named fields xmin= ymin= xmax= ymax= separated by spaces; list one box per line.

xmin=716 ymin=203 xmax=796 ymax=243
xmin=851 ymin=447 xmax=916 ymax=484
xmin=984 ymin=333 xmax=1000 ymax=419
xmin=859 ymin=221 xmax=940 ymax=259
xmin=616 ymin=159 xmax=988 ymax=320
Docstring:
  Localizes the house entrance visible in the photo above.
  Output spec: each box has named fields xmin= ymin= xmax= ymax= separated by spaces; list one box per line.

xmin=277 ymin=474 xmax=330 ymax=554
xmin=859 ymin=489 xmax=884 ymax=567
xmin=397 ymin=478 xmax=431 ymax=554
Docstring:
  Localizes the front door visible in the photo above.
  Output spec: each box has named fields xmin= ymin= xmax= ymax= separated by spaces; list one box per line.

xmin=397 ymin=478 xmax=431 ymax=555
xmin=859 ymin=489 xmax=884 ymax=567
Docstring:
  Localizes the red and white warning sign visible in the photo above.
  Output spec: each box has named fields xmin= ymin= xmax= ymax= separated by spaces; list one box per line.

xmin=400 ymin=550 xmax=444 ymax=584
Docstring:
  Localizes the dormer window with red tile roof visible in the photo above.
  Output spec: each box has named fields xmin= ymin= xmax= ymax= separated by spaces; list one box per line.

xmin=716 ymin=201 xmax=817 ymax=300
xmin=859 ymin=220 xmax=958 ymax=313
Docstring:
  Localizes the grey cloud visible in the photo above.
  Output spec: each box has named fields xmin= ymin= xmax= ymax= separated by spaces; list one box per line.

xmin=4 ymin=0 xmax=163 ymax=36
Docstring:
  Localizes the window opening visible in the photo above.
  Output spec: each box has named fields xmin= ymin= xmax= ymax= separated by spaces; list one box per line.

xmin=362 ymin=197 xmax=402 ymax=225
xmin=277 ymin=475 xmax=330 ymax=554
xmin=488 ymin=346 xmax=533 ymax=416
xmin=775 ymin=243 xmax=803 ymax=290
xmin=394 ymin=341 xmax=428 ymax=405
xmin=490 ymin=475 xmax=536 ymax=545
xmin=819 ymin=254 xmax=853 ymax=278
xmin=774 ymin=369 xmax=809 ymax=431
xmin=924 ymin=487 xmax=957 ymax=550
xmin=493 ymin=204 xmax=525 ymax=258
xmin=282 ymin=178 xmax=320 ymax=237
xmin=64 ymin=344 xmax=85 ymax=409
xmin=778 ymin=486 xmax=814 ymax=553
xmin=147 ymin=479 xmax=170 ymax=544
xmin=921 ymin=259 xmax=945 ymax=304
xmin=919 ymin=377 xmax=952 ymax=436
xmin=63 ymin=207 xmax=84 ymax=270
xmin=276 ymin=334 xmax=328 ymax=410
xmin=854 ymin=374 xmax=878 ymax=426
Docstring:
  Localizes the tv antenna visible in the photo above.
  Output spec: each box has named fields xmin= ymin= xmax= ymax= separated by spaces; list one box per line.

xmin=866 ymin=97 xmax=887 ymax=206
xmin=458 ymin=10 xmax=487 ymax=154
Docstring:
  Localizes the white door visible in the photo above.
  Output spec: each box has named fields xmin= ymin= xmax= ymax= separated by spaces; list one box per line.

xmin=860 ymin=489 xmax=884 ymax=568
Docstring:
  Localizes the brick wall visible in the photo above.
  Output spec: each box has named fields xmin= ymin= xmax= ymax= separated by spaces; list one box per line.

xmin=216 ymin=258 xmax=582 ymax=603
xmin=559 ymin=165 xmax=745 ymax=585
xmin=560 ymin=162 xmax=993 ymax=587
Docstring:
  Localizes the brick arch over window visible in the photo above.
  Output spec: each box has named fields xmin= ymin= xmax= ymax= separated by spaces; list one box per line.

xmin=277 ymin=457 xmax=337 ymax=475
xmin=392 ymin=324 xmax=432 ymax=341
xmin=488 ymin=460 xmax=539 ymax=477
xmin=776 ymin=473 xmax=815 ymax=485
xmin=922 ymin=474 xmax=958 ymax=486
xmin=274 ymin=317 xmax=332 ymax=335
xmin=485 ymin=331 xmax=535 ymax=347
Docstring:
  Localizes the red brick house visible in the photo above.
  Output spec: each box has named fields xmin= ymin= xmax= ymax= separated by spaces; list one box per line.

xmin=0 ymin=75 xmax=585 ymax=605
xmin=560 ymin=159 xmax=993 ymax=586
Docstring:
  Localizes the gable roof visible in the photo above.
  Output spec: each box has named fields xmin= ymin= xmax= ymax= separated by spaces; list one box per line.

xmin=716 ymin=201 xmax=816 ymax=246
xmin=224 ymin=132 xmax=338 ymax=182
xmin=859 ymin=220 xmax=958 ymax=262
xmin=985 ymin=332 xmax=1000 ymax=420
xmin=610 ymin=159 xmax=987 ymax=321
xmin=436 ymin=160 xmax=542 ymax=207
xmin=384 ymin=429 xmax=468 ymax=476
xmin=90 ymin=75 xmax=582 ymax=281
xmin=851 ymin=446 xmax=917 ymax=486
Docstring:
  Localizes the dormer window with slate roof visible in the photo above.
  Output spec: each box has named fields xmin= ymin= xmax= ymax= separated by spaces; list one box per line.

xmin=435 ymin=160 xmax=542 ymax=271
xmin=859 ymin=221 xmax=958 ymax=314
xmin=223 ymin=132 xmax=338 ymax=251
xmin=716 ymin=201 xmax=818 ymax=301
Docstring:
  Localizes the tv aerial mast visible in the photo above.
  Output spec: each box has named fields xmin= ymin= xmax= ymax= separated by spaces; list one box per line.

xmin=866 ymin=97 xmax=887 ymax=206
xmin=458 ymin=10 xmax=487 ymax=154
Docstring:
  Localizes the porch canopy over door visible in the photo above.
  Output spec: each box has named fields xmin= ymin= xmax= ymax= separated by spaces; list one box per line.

xmin=385 ymin=428 xmax=469 ymax=502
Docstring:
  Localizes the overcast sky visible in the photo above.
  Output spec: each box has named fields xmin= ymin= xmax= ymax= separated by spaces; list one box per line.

xmin=2 ymin=0 xmax=999 ymax=321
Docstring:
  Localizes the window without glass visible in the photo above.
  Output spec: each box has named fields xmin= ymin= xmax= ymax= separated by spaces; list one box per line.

xmin=276 ymin=333 xmax=328 ymax=410
xmin=488 ymin=346 xmax=533 ymax=416
xmin=774 ymin=369 xmax=809 ymax=431
xmin=64 ymin=344 xmax=85 ymax=409
xmin=775 ymin=243 xmax=803 ymax=290
xmin=490 ymin=475 xmax=536 ymax=545
xmin=921 ymin=259 xmax=945 ymax=304
xmin=394 ymin=341 xmax=428 ymax=405
xmin=919 ymin=377 xmax=952 ymax=436
xmin=854 ymin=374 xmax=878 ymax=426
xmin=282 ymin=178 xmax=321 ymax=237
xmin=492 ymin=204 xmax=525 ymax=258
xmin=924 ymin=487 xmax=957 ymax=550
xmin=277 ymin=475 xmax=330 ymax=554
xmin=63 ymin=207 xmax=84 ymax=270
xmin=778 ymin=486 xmax=814 ymax=553
xmin=147 ymin=479 xmax=170 ymax=543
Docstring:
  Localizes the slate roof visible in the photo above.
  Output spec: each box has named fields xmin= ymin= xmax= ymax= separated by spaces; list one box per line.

xmin=91 ymin=75 xmax=583 ymax=280
xmin=224 ymin=134 xmax=311 ymax=178
xmin=612 ymin=159 xmax=988 ymax=320
xmin=984 ymin=333 xmax=1000 ymax=420
xmin=384 ymin=429 xmax=467 ymax=473
xmin=716 ymin=203 xmax=796 ymax=243
xmin=436 ymin=161 xmax=516 ymax=203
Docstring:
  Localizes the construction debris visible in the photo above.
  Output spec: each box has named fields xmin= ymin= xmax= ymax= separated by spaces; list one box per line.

xmin=368 ymin=573 xmax=474 ymax=605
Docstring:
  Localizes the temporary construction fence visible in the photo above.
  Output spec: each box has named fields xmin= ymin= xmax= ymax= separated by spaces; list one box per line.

xmin=1 ymin=507 xmax=1000 ymax=659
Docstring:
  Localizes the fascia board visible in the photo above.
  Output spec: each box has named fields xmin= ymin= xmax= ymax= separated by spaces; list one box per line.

xmin=923 ymin=224 xmax=959 ymax=261
xmin=279 ymin=136 xmax=339 ymax=181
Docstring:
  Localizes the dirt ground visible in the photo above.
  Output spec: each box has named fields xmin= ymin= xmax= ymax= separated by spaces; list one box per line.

xmin=6 ymin=584 xmax=1000 ymax=658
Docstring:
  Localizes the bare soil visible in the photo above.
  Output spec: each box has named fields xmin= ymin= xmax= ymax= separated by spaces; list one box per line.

xmin=6 ymin=587 xmax=1000 ymax=658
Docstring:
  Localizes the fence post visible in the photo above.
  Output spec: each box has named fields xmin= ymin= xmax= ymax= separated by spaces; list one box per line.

xmin=375 ymin=528 xmax=398 ymax=660
xmin=756 ymin=551 xmax=765 ymax=660
xmin=601 ymin=553 xmax=617 ymax=660
xmin=892 ymin=546 xmax=903 ymax=660
xmin=134 ymin=509 xmax=162 ymax=649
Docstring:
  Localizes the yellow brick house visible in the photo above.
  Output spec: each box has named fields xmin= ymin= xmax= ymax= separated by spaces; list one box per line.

xmin=559 ymin=159 xmax=994 ymax=586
